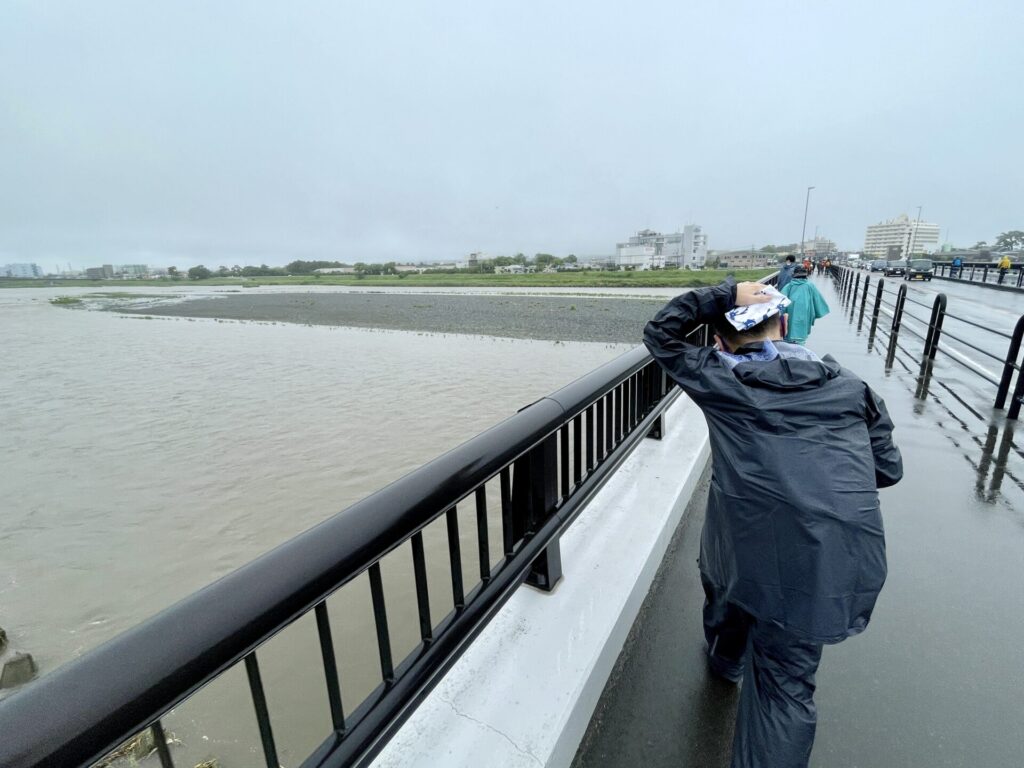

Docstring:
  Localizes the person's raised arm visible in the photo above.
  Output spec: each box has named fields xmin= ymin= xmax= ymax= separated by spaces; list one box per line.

xmin=643 ymin=279 xmax=767 ymax=394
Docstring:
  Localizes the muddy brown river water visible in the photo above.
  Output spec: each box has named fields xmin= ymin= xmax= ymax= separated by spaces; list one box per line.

xmin=1 ymin=285 xmax=663 ymax=766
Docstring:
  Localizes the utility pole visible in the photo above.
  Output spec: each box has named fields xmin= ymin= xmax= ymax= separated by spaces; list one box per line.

xmin=911 ymin=205 xmax=923 ymax=258
xmin=800 ymin=186 xmax=815 ymax=255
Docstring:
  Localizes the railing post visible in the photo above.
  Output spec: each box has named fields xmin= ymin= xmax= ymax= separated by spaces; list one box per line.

xmin=858 ymin=275 xmax=871 ymax=329
xmin=1009 ymin=369 xmax=1024 ymax=420
xmin=920 ymin=293 xmax=947 ymax=377
xmin=511 ymin=433 xmax=562 ymax=591
xmin=645 ymin=362 xmax=666 ymax=439
xmin=885 ymin=283 xmax=907 ymax=368
xmin=850 ymin=272 xmax=861 ymax=316
xmin=995 ymin=314 xmax=1024 ymax=409
xmin=983 ymin=265 xmax=989 ymax=283
xmin=868 ymin=278 xmax=885 ymax=345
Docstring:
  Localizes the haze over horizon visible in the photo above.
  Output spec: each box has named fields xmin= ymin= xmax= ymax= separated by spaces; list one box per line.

xmin=2 ymin=1 xmax=1021 ymax=270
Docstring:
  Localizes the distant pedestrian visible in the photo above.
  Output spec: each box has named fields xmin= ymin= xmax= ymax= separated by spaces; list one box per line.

xmin=777 ymin=255 xmax=797 ymax=290
xmin=952 ymin=255 xmax=963 ymax=278
xmin=780 ymin=267 xmax=829 ymax=344
xmin=643 ymin=279 xmax=902 ymax=768
xmin=998 ymin=255 xmax=1011 ymax=284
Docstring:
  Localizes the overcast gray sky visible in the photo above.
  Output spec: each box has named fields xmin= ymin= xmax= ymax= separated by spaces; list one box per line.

xmin=2 ymin=1 xmax=1021 ymax=269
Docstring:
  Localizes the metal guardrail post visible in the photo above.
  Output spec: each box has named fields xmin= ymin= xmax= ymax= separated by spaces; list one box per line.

xmin=1009 ymin=371 xmax=1024 ymax=420
xmin=995 ymin=314 xmax=1024 ymax=410
xmin=850 ymin=272 xmax=861 ymax=316
xmin=983 ymin=265 xmax=989 ymax=283
xmin=858 ymin=275 xmax=871 ymax=329
xmin=920 ymin=293 xmax=947 ymax=377
xmin=868 ymin=278 xmax=885 ymax=346
xmin=970 ymin=265 xmax=976 ymax=281
xmin=885 ymin=283 xmax=907 ymax=368
xmin=646 ymin=368 xmax=668 ymax=439
xmin=511 ymin=433 xmax=562 ymax=590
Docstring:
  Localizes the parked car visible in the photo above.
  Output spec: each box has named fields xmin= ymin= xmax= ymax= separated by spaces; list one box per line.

xmin=905 ymin=259 xmax=934 ymax=281
xmin=884 ymin=260 xmax=907 ymax=277
xmin=869 ymin=259 xmax=888 ymax=272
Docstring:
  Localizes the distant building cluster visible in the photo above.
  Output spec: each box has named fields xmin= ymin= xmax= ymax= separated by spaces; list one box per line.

xmin=83 ymin=264 xmax=150 ymax=279
xmin=711 ymin=250 xmax=780 ymax=270
xmin=863 ymin=214 xmax=940 ymax=258
xmin=1 ymin=263 xmax=43 ymax=278
xmin=616 ymin=225 xmax=707 ymax=270
xmin=801 ymin=237 xmax=837 ymax=258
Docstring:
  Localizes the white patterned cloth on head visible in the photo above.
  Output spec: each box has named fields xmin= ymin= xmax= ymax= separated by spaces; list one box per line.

xmin=724 ymin=286 xmax=792 ymax=331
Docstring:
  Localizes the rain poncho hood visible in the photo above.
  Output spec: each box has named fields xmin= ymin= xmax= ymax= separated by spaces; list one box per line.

xmin=643 ymin=279 xmax=902 ymax=643
xmin=780 ymin=278 xmax=829 ymax=343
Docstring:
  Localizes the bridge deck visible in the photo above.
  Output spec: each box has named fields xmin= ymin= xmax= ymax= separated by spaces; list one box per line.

xmin=573 ymin=275 xmax=1024 ymax=768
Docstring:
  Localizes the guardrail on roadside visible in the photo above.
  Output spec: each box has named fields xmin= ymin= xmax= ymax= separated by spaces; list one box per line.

xmin=0 ymin=272 xmax=777 ymax=768
xmin=830 ymin=266 xmax=1024 ymax=418
xmin=930 ymin=261 xmax=1022 ymax=289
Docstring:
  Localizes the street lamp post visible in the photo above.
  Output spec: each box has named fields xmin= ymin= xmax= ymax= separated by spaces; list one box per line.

xmin=800 ymin=186 xmax=815 ymax=256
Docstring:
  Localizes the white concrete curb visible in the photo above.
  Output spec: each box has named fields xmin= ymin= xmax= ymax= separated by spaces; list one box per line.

xmin=370 ymin=394 xmax=711 ymax=768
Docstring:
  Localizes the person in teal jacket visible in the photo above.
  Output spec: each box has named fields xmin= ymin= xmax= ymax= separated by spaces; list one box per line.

xmin=779 ymin=267 xmax=829 ymax=344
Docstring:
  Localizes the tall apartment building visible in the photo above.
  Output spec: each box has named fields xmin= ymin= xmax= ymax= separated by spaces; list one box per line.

xmin=616 ymin=225 xmax=708 ymax=269
xmin=1 ymin=263 xmax=43 ymax=278
xmin=682 ymin=225 xmax=708 ymax=268
xmin=863 ymin=214 xmax=940 ymax=258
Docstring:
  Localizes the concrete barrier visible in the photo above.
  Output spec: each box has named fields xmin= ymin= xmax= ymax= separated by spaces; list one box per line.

xmin=370 ymin=394 xmax=711 ymax=768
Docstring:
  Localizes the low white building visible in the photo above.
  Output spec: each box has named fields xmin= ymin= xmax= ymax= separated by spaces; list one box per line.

xmin=617 ymin=245 xmax=661 ymax=270
xmin=616 ymin=225 xmax=708 ymax=269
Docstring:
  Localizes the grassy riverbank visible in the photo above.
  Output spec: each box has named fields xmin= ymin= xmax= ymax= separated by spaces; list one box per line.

xmin=5 ymin=268 xmax=774 ymax=290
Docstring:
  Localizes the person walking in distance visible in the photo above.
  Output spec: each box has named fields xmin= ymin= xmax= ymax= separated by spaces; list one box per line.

xmin=780 ymin=266 xmax=829 ymax=345
xmin=776 ymin=254 xmax=797 ymax=290
xmin=643 ymin=279 xmax=902 ymax=768
xmin=998 ymin=254 xmax=1011 ymax=284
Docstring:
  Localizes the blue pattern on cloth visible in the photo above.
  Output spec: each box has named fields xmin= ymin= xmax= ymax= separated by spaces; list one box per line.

xmin=717 ymin=339 xmax=780 ymax=369
xmin=716 ymin=340 xmax=821 ymax=370
xmin=724 ymin=286 xmax=792 ymax=331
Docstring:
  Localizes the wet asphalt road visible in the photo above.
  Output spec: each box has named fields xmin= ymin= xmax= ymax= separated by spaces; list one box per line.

xmin=574 ymin=274 xmax=1024 ymax=768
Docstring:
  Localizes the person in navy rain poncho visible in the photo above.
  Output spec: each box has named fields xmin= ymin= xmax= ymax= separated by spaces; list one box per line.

xmin=776 ymin=254 xmax=797 ymax=290
xmin=643 ymin=278 xmax=902 ymax=768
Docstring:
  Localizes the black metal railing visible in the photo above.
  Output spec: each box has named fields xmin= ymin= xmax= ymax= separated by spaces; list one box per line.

xmin=0 ymin=351 xmax=677 ymax=768
xmin=830 ymin=266 xmax=1024 ymax=417
xmin=0 ymin=272 xmax=775 ymax=768
xmin=931 ymin=261 xmax=1024 ymax=289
